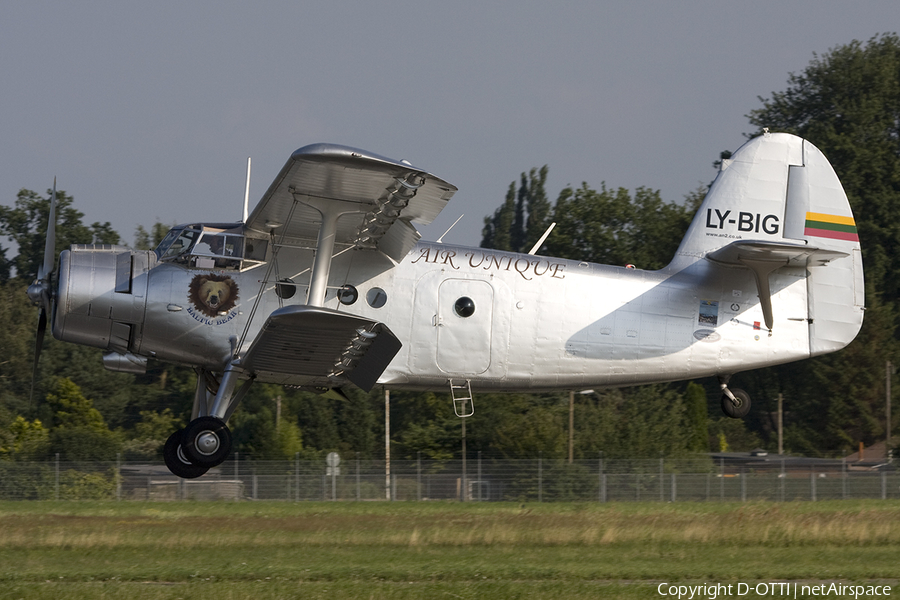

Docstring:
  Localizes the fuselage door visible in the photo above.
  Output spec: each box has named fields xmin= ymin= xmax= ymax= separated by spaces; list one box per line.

xmin=436 ymin=279 xmax=494 ymax=375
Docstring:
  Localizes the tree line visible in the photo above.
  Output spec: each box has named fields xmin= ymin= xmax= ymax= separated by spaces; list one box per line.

xmin=482 ymin=33 xmax=900 ymax=459
xmin=2 ymin=35 xmax=899 ymax=463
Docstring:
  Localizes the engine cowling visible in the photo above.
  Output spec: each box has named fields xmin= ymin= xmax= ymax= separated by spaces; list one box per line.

xmin=52 ymin=245 xmax=153 ymax=355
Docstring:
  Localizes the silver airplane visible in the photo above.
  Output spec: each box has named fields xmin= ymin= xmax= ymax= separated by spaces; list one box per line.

xmin=27 ymin=131 xmax=863 ymax=478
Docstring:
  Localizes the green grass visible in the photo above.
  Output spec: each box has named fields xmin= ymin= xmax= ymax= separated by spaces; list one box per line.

xmin=0 ymin=500 xmax=898 ymax=599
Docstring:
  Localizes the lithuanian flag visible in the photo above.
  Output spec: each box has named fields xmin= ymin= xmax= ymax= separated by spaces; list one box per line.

xmin=804 ymin=212 xmax=859 ymax=242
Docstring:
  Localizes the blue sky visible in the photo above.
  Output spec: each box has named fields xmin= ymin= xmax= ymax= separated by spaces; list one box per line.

xmin=2 ymin=1 xmax=896 ymax=249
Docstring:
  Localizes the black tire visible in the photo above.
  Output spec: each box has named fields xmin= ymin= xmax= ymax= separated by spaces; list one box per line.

xmin=182 ymin=416 xmax=232 ymax=467
xmin=721 ymin=388 xmax=751 ymax=419
xmin=163 ymin=429 xmax=208 ymax=479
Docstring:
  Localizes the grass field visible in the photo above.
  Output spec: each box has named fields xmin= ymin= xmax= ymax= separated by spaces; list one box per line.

xmin=0 ymin=500 xmax=898 ymax=599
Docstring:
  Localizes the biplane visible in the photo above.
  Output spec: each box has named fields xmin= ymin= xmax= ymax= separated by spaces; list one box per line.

xmin=27 ymin=132 xmax=864 ymax=477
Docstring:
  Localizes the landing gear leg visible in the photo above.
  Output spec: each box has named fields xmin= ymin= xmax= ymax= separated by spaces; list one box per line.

xmin=163 ymin=362 xmax=254 ymax=478
xmin=719 ymin=375 xmax=751 ymax=419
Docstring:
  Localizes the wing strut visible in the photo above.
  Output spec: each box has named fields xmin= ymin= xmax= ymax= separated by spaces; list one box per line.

xmin=299 ymin=173 xmax=424 ymax=307
xmin=306 ymin=199 xmax=353 ymax=307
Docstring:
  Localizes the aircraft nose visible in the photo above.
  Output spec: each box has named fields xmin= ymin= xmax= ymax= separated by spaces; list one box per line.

xmin=52 ymin=247 xmax=149 ymax=353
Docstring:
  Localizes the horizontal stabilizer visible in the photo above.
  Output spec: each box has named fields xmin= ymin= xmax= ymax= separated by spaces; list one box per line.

xmin=707 ymin=240 xmax=848 ymax=332
xmin=706 ymin=240 xmax=848 ymax=268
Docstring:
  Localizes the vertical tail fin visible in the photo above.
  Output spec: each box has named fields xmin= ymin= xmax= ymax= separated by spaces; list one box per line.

xmin=670 ymin=132 xmax=863 ymax=352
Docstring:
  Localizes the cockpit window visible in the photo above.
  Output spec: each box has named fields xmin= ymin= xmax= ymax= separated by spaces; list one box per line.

xmin=160 ymin=227 xmax=200 ymax=260
xmin=157 ymin=225 xmax=268 ymax=271
xmin=193 ymin=233 xmax=242 ymax=258
xmin=154 ymin=228 xmax=181 ymax=258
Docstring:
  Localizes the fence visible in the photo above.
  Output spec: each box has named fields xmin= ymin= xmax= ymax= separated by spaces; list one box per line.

xmin=0 ymin=455 xmax=897 ymax=502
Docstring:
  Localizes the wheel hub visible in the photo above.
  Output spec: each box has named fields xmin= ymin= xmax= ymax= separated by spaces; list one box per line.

xmin=195 ymin=431 xmax=220 ymax=455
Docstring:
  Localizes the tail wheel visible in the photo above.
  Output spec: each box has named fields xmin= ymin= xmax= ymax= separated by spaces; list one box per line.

xmin=721 ymin=388 xmax=751 ymax=419
xmin=181 ymin=416 xmax=232 ymax=467
xmin=163 ymin=429 xmax=209 ymax=479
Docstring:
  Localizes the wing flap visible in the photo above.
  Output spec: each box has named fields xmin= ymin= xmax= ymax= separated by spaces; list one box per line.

xmin=240 ymin=305 xmax=401 ymax=391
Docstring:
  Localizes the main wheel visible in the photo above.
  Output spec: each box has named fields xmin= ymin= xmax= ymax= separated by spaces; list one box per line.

xmin=163 ymin=429 xmax=209 ymax=479
xmin=721 ymin=388 xmax=751 ymax=419
xmin=181 ymin=416 xmax=232 ymax=467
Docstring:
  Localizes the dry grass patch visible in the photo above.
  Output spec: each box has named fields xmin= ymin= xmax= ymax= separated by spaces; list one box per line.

xmin=1 ymin=501 xmax=899 ymax=550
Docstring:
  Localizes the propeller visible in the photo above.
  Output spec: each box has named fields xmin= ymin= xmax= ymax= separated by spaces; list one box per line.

xmin=26 ymin=179 xmax=58 ymax=403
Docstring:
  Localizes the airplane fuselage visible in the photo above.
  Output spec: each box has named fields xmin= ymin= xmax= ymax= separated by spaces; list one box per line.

xmin=50 ymin=133 xmax=865 ymax=400
xmin=54 ymin=236 xmax=824 ymax=393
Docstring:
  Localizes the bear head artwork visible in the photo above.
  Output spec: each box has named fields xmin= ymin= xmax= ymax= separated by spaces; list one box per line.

xmin=188 ymin=274 xmax=239 ymax=318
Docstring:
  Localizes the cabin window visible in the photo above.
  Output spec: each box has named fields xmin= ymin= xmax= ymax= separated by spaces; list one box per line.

xmin=276 ymin=278 xmax=296 ymax=299
xmin=454 ymin=296 xmax=476 ymax=318
xmin=338 ymin=285 xmax=358 ymax=305
xmin=190 ymin=232 xmax=243 ymax=270
xmin=366 ymin=287 xmax=387 ymax=308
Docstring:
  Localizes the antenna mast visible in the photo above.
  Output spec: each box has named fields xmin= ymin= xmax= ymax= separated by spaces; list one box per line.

xmin=242 ymin=157 xmax=251 ymax=222
xmin=436 ymin=214 xmax=464 ymax=244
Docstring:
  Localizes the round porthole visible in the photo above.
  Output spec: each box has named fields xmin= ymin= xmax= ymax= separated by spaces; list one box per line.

xmin=338 ymin=284 xmax=358 ymax=305
xmin=275 ymin=278 xmax=296 ymax=299
xmin=366 ymin=287 xmax=387 ymax=308
xmin=454 ymin=296 xmax=475 ymax=318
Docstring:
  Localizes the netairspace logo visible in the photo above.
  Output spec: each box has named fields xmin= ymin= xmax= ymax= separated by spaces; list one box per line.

xmin=657 ymin=582 xmax=892 ymax=599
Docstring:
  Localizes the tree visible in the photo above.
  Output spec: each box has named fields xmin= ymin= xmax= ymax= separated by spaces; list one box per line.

xmin=45 ymin=378 xmax=121 ymax=461
xmin=684 ymin=382 xmax=709 ymax=452
xmin=0 ymin=280 xmax=39 ymax=410
xmin=492 ymin=402 xmax=566 ymax=458
xmin=481 ymin=183 xmax=516 ymax=252
xmin=743 ymin=33 xmax=900 ymax=455
xmin=546 ymin=183 xmax=697 ymax=269
xmin=228 ymin=386 xmax=305 ymax=460
xmin=334 ymin=389 xmax=377 ymax=457
xmin=0 ymin=416 xmax=49 ymax=459
xmin=134 ymin=222 xmax=174 ymax=251
xmin=121 ymin=408 xmax=182 ymax=460
xmin=0 ymin=188 xmax=119 ymax=281
xmin=748 ymin=33 xmax=900 ymax=306
xmin=481 ymin=167 xmax=552 ymax=253
xmin=392 ymin=391 xmax=460 ymax=460
xmin=520 ymin=166 xmax=552 ymax=252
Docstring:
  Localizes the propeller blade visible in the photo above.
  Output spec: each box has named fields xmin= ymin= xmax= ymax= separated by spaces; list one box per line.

xmin=30 ymin=307 xmax=47 ymax=405
xmin=39 ymin=178 xmax=58 ymax=281
xmin=29 ymin=180 xmax=58 ymax=406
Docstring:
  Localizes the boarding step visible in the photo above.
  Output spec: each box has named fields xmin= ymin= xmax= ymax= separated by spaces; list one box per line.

xmin=449 ymin=379 xmax=474 ymax=418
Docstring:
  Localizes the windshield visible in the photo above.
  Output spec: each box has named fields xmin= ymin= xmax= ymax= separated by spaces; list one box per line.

xmin=157 ymin=227 xmax=201 ymax=260
xmin=154 ymin=228 xmax=181 ymax=258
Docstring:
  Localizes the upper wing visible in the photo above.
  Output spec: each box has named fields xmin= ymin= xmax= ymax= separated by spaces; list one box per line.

xmin=245 ymin=143 xmax=457 ymax=261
